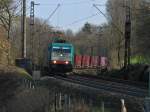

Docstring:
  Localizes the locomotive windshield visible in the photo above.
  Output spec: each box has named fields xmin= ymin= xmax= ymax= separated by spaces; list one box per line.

xmin=51 ymin=47 xmax=71 ymax=61
xmin=52 ymin=47 xmax=71 ymax=53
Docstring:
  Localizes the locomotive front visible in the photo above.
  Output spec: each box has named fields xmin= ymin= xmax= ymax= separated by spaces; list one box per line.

xmin=48 ymin=43 xmax=74 ymax=73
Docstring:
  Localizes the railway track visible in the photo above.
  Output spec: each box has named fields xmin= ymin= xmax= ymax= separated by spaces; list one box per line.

xmin=74 ymin=74 xmax=148 ymax=89
xmin=53 ymin=74 xmax=148 ymax=98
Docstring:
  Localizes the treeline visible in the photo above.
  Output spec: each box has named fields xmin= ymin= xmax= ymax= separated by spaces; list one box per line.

xmin=106 ymin=0 xmax=150 ymax=68
xmin=0 ymin=0 xmax=150 ymax=68
xmin=65 ymin=0 xmax=150 ymax=68
xmin=0 ymin=0 xmax=15 ymax=65
xmin=0 ymin=0 xmax=54 ymax=66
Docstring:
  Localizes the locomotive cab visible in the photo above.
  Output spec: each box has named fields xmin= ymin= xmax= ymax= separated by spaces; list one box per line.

xmin=48 ymin=42 xmax=74 ymax=73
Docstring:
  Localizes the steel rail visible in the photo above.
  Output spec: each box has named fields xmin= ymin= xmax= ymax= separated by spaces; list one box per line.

xmin=75 ymin=74 xmax=148 ymax=89
xmin=53 ymin=75 xmax=147 ymax=98
xmin=69 ymin=75 xmax=147 ymax=93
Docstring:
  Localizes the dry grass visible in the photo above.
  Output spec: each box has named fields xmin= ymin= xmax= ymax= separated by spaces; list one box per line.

xmin=0 ymin=32 xmax=10 ymax=65
xmin=0 ymin=65 xmax=32 ymax=79
xmin=6 ymin=88 xmax=51 ymax=112
xmin=0 ymin=65 xmax=32 ymax=111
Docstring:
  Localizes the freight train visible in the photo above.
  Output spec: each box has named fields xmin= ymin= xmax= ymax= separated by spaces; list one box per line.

xmin=74 ymin=55 xmax=108 ymax=70
xmin=48 ymin=42 xmax=108 ymax=73
xmin=47 ymin=30 xmax=109 ymax=73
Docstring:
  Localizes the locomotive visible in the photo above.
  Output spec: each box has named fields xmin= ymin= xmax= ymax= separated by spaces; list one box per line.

xmin=48 ymin=39 xmax=74 ymax=73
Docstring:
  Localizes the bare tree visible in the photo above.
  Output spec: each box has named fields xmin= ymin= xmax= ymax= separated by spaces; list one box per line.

xmin=0 ymin=0 xmax=14 ymax=39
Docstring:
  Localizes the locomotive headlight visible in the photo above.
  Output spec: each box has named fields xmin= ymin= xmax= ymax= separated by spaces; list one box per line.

xmin=53 ymin=60 xmax=57 ymax=64
xmin=65 ymin=61 xmax=69 ymax=64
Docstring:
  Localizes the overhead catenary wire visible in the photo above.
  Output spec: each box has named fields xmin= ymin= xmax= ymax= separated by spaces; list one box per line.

xmin=43 ymin=4 xmax=61 ymax=25
xmin=92 ymin=4 xmax=106 ymax=6
xmin=93 ymin=3 xmax=126 ymax=52
xmin=48 ymin=1 xmax=105 ymax=30
xmin=34 ymin=4 xmax=61 ymax=36
xmin=15 ymin=5 xmax=31 ymax=16
xmin=8 ymin=0 xmax=31 ymax=18
xmin=29 ymin=0 xmax=149 ymax=31
xmin=0 ymin=0 xmax=22 ymax=13
xmin=26 ymin=0 xmax=106 ymax=31
xmin=93 ymin=4 xmax=124 ymax=36
xmin=39 ymin=1 xmax=92 ymax=6
xmin=63 ymin=13 xmax=99 ymax=28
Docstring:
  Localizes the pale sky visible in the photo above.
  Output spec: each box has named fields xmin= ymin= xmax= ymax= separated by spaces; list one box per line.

xmin=27 ymin=0 xmax=108 ymax=32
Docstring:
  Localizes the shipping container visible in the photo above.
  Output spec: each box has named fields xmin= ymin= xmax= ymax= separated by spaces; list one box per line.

xmin=90 ymin=56 xmax=99 ymax=68
xmin=75 ymin=55 xmax=82 ymax=68
xmin=100 ymin=57 xmax=108 ymax=69
xmin=82 ymin=55 xmax=90 ymax=68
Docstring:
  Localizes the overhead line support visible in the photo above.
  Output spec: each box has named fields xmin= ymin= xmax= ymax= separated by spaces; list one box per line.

xmin=124 ymin=0 xmax=131 ymax=68
xmin=30 ymin=1 xmax=40 ymax=69
xmin=22 ymin=0 xmax=26 ymax=58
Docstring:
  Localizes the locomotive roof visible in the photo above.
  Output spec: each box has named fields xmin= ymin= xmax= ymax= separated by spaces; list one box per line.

xmin=50 ymin=42 xmax=73 ymax=47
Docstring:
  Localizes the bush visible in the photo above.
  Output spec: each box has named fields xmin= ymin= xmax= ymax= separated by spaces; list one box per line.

xmin=130 ymin=55 xmax=150 ymax=65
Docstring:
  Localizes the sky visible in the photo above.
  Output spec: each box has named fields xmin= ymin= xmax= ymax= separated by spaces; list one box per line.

xmin=27 ymin=0 xmax=108 ymax=32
